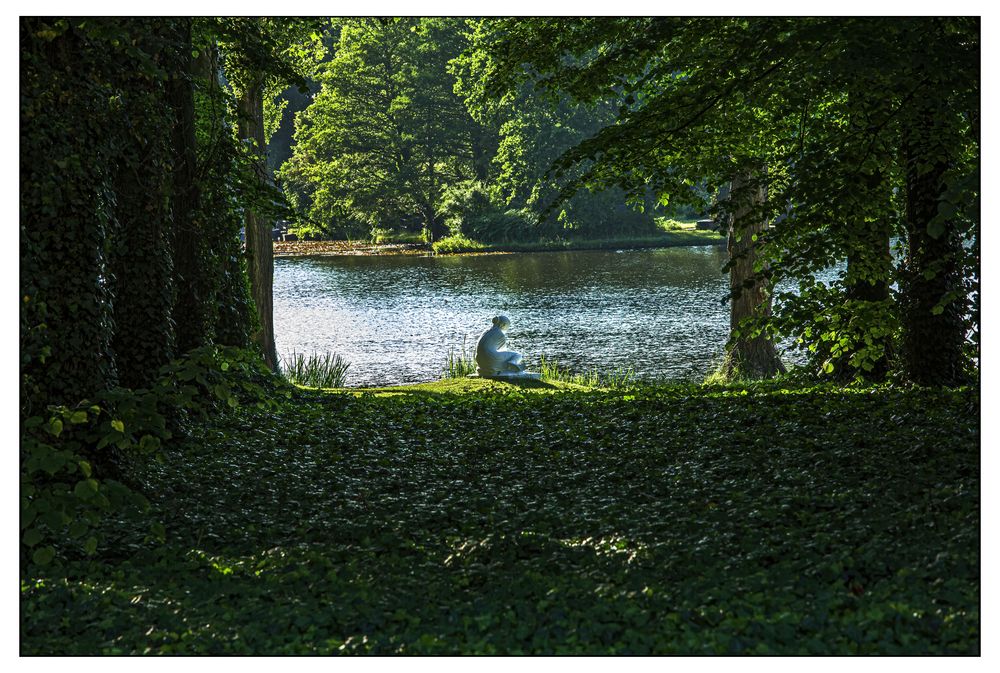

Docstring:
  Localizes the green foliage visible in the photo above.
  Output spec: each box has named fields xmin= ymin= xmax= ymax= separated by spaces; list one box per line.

xmin=282 ymin=351 xmax=351 ymax=388
xmin=656 ymin=218 xmax=696 ymax=232
xmin=432 ymin=234 xmax=486 ymax=255
xmin=21 ymin=382 xmax=979 ymax=654
xmin=279 ymin=18 xmax=483 ymax=240
xmin=437 ymin=180 xmax=500 ymax=236
xmin=20 ymin=346 xmax=289 ymax=568
xmin=442 ymin=340 xmax=478 ymax=378
xmin=280 ymin=18 xmax=662 ymax=245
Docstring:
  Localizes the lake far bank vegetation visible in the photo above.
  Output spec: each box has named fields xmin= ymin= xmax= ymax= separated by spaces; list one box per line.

xmin=20 ymin=16 xmax=979 ymax=655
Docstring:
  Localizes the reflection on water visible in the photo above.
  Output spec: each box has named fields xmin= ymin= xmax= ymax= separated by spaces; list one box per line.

xmin=274 ymin=246 xmax=738 ymax=386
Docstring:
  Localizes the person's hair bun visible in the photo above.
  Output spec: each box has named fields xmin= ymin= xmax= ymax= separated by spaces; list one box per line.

xmin=492 ymin=316 xmax=501 ymax=326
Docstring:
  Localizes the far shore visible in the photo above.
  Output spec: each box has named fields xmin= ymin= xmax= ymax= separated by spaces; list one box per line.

xmin=273 ymin=229 xmax=725 ymax=258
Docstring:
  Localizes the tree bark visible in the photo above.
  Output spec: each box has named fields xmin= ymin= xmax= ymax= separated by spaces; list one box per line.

xmin=239 ymin=78 xmax=280 ymax=371
xmin=167 ymin=18 xmax=211 ymax=353
xmin=898 ymin=106 xmax=968 ymax=386
xmin=110 ymin=106 xmax=176 ymax=387
xmin=720 ymin=169 xmax=785 ymax=380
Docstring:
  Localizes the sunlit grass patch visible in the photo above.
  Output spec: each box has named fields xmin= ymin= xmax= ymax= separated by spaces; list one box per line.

xmin=539 ymin=355 xmax=635 ymax=389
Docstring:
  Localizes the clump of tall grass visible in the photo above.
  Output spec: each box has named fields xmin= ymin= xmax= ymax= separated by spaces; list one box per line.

xmin=601 ymin=366 xmax=637 ymax=389
xmin=539 ymin=355 xmax=636 ymax=389
xmin=443 ymin=339 xmax=478 ymax=379
xmin=282 ymin=351 xmax=351 ymax=388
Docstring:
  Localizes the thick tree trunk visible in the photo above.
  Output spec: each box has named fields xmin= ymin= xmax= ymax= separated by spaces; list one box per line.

xmin=20 ymin=21 xmax=118 ymax=407
xmin=899 ymin=107 xmax=968 ymax=386
xmin=110 ymin=110 xmax=176 ymax=387
xmin=167 ymin=18 xmax=210 ymax=353
xmin=108 ymin=20 xmax=178 ymax=389
xmin=239 ymin=79 xmax=280 ymax=371
xmin=720 ymin=169 xmax=785 ymax=380
xmin=424 ymin=207 xmax=448 ymax=243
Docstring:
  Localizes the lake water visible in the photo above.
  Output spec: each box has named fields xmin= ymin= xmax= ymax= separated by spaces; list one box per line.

xmin=274 ymin=245 xmax=746 ymax=386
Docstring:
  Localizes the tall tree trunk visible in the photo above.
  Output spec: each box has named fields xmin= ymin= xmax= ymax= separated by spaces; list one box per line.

xmin=168 ymin=18 xmax=211 ymax=353
xmin=110 ymin=68 xmax=177 ymax=388
xmin=899 ymin=105 xmax=968 ymax=386
xmin=720 ymin=169 xmax=785 ymax=380
xmin=20 ymin=20 xmax=118 ymax=408
xmin=424 ymin=206 xmax=448 ymax=243
xmin=239 ymin=78 xmax=280 ymax=371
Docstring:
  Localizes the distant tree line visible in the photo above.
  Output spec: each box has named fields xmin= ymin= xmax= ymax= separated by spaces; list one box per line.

xmin=277 ymin=18 xmax=674 ymax=244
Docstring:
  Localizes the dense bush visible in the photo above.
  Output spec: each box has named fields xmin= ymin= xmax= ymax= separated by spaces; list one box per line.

xmin=20 ymin=346 xmax=290 ymax=570
xmin=431 ymin=234 xmax=487 ymax=254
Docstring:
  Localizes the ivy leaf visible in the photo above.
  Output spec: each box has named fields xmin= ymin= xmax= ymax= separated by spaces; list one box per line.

xmin=45 ymin=419 xmax=63 ymax=438
xmin=23 ymin=528 xmax=43 ymax=547
xmin=32 ymin=546 xmax=55 ymax=566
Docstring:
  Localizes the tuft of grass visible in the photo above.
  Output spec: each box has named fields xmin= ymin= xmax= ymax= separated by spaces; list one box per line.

xmin=282 ymin=351 xmax=351 ymax=388
xmin=538 ymin=355 xmax=635 ymax=389
xmin=443 ymin=339 xmax=478 ymax=379
xmin=601 ymin=366 xmax=637 ymax=389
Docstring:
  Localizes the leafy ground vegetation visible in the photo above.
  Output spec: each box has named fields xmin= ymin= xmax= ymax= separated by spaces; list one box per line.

xmin=21 ymin=377 xmax=979 ymax=655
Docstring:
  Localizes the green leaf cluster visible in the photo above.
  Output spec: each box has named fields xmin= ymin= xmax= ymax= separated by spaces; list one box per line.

xmin=20 ymin=346 xmax=291 ymax=568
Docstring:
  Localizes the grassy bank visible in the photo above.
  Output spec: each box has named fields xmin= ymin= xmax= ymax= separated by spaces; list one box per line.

xmin=21 ymin=380 xmax=978 ymax=654
xmin=274 ymin=228 xmax=723 ymax=259
xmin=431 ymin=228 xmax=723 ymax=255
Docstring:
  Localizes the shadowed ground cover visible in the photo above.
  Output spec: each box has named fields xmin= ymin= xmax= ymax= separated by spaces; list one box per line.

xmin=21 ymin=380 xmax=979 ymax=654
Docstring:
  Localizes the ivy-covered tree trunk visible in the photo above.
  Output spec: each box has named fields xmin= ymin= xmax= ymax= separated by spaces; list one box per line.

xmin=108 ymin=21 xmax=177 ymax=389
xmin=899 ymin=105 xmax=968 ymax=386
xmin=720 ymin=170 xmax=785 ymax=380
xmin=20 ymin=20 xmax=119 ymax=409
xmin=239 ymin=78 xmax=280 ymax=371
xmin=168 ymin=18 xmax=212 ymax=353
xmin=196 ymin=42 xmax=254 ymax=349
